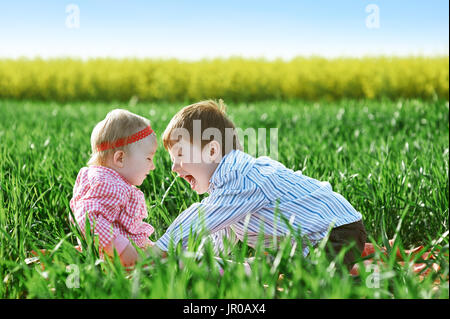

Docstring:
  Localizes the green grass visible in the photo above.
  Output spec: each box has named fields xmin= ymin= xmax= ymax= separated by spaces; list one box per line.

xmin=0 ymin=98 xmax=448 ymax=298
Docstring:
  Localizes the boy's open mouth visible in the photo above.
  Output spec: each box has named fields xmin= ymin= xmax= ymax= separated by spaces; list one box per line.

xmin=181 ymin=174 xmax=196 ymax=189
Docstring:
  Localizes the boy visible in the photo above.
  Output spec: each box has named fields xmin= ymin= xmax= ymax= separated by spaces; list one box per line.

xmin=155 ymin=100 xmax=367 ymax=270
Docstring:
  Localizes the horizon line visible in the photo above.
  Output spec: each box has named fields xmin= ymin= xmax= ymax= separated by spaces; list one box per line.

xmin=1 ymin=53 xmax=448 ymax=62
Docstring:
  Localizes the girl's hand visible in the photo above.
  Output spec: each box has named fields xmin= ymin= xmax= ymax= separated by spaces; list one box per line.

xmin=119 ymin=243 xmax=139 ymax=267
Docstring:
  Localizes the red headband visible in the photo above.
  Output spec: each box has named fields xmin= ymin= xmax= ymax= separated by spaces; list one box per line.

xmin=96 ymin=125 xmax=154 ymax=152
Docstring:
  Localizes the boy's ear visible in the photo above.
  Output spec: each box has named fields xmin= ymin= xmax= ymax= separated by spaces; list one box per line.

xmin=207 ymin=140 xmax=222 ymax=163
xmin=112 ymin=150 xmax=125 ymax=168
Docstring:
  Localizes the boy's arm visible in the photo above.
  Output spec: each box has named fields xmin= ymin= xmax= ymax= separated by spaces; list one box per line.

xmin=206 ymin=226 xmax=239 ymax=255
xmin=156 ymin=181 xmax=267 ymax=251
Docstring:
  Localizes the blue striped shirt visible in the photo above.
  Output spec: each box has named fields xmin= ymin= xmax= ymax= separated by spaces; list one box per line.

xmin=156 ymin=150 xmax=362 ymax=256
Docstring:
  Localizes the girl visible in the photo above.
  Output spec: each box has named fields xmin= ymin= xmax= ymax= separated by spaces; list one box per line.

xmin=70 ymin=109 xmax=158 ymax=267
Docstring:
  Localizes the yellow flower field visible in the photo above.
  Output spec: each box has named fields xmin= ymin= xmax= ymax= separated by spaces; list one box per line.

xmin=0 ymin=56 xmax=448 ymax=102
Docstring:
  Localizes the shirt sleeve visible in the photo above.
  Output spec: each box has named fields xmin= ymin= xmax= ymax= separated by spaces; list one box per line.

xmin=73 ymin=181 xmax=127 ymax=250
xmin=156 ymin=177 xmax=268 ymax=251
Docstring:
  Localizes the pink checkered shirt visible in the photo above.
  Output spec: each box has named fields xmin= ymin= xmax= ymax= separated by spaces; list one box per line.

xmin=69 ymin=165 xmax=154 ymax=254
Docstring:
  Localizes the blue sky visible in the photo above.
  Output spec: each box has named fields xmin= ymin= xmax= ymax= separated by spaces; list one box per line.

xmin=0 ymin=0 xmax=448 ymax=59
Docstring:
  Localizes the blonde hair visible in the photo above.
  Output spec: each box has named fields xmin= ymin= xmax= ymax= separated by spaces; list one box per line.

xmin=87 ymin=109 xmax=151 ymax=166
xmin=162 ymin=99 xmax=242 ymax=155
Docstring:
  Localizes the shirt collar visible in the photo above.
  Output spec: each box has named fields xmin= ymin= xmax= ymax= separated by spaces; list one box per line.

xmin=208 ymin=150 xmax=236 ymax=193
xmin=90 ymin=165 xmax=132 ymax=186
xmin=207 ymin=149 xmax=255 ymax=193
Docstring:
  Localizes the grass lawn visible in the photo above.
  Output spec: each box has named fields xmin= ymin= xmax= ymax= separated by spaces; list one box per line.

xmin=0 ymin=98 xmax=448 ymax=298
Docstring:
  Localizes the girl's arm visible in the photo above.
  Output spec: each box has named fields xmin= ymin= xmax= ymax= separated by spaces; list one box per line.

xmin=103 ymin=233 xmax=138 ymax=267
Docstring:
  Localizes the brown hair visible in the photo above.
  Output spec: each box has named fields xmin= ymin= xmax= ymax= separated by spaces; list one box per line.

xmin=87 ymin=109 xmax=151 ymax=166
xmin=162 ymin=99 xmax=242 ymax=155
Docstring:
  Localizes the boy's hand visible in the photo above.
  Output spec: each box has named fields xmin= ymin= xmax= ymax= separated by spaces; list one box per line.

xmin=144 ymin=244 xmax=167 ymax=259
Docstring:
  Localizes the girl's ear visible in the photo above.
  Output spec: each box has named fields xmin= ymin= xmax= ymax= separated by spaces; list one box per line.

xmin=113 ymin=150 xmax=125 ymax=168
